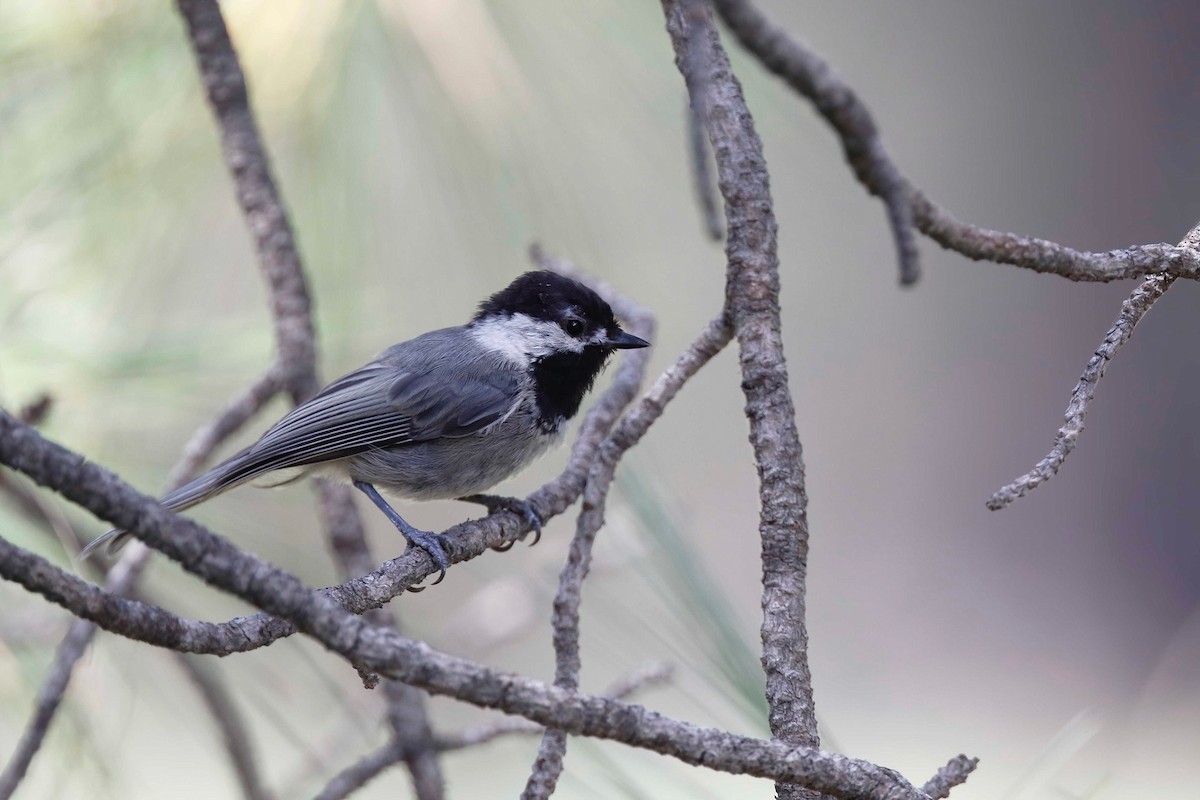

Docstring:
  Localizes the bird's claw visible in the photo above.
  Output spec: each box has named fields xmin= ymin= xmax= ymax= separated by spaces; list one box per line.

xmin=403 ymin=529 xmax=450 ymax=587
xmin=460 ymin=494 xmax=543 ymax=549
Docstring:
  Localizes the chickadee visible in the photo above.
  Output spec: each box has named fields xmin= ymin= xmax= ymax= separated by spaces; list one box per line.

xmin=81 ymin=271 xmax=649 ymax=583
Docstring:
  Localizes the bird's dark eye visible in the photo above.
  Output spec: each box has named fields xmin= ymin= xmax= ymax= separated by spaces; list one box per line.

xmin=563 ymin=319 xmax=585 ymax=336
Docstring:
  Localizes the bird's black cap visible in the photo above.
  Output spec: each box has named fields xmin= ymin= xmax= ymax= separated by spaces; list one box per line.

xmin=474 ymin=271 xmax=617 ymax=330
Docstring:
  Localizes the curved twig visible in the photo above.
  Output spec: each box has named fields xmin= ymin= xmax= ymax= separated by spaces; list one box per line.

xmin=988 ymin=222 xmax=1200 ymax=509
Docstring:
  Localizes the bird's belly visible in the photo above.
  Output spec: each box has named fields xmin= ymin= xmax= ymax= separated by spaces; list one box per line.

xmin=343 ymin=424 xmax=565 ymax=501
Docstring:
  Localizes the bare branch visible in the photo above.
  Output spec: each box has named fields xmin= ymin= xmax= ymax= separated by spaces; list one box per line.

xmin=324 ymin=483 xmax=444 ymax=800
xmin=175 ymin=0 xmax=318 ymax=400
xmin=521 ymin=258 xmax=656 ymax=800
xmin=440 ymin=662 xmax=674 ymax=752
xmin=663 ymin=4 xmax=822 ymax=799
xmin=919 ymin=754 xmax=979 ymax=799
xmin=177 ymin=654 xmax=273 ymax=800
xmin=988 ymin=221 xmax=1200 ymax=509
xmin=318 ymin=664 xmax=674 ymax=800
xmin=711 ymin=0 xmax=1200 ymax=285
xmin=711 ymin=0 xmax=917 ymax=285
xmin=312 ymin=741 xmax=406 ymax=800
xmin=0 ymin=411 xmax=955 ymax=799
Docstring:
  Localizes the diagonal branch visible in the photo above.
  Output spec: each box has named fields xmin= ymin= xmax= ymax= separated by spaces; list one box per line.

xmin=710 ymin=0 xmax=917 ymax=284
xmin=988 ymin=221 xmax=1200 ymax=509
xmin=0 ymin=410 xmax=963 ymax=799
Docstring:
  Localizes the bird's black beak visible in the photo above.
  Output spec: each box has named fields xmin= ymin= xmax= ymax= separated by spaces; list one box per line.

xmin=607 ymin=329 xmax=650 ymax=350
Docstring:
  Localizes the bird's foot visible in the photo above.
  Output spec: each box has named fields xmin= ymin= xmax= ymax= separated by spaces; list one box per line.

xmin=459 ymin=494 xmax=543 ymax=550
xmin=353 ymin=479 xmax=450 ymax=590
xmin=400 ymin=528 xmax=451 ymax=589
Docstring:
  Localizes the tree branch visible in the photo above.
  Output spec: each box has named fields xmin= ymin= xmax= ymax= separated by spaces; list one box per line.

xmin=663 ymin=3 xmax=822 ymax=799
xmin=919 ymin=754 xmax=979 ymax=800
xmin=0 ymin=411 xmax=954 ymax=799
xmin=711 ymin=0 xmax=1199 ymax=285
xmin=988 ymin=222 xmax=1200 ymax=508
xmin=710 ymin=0 xmax=917 ymax=285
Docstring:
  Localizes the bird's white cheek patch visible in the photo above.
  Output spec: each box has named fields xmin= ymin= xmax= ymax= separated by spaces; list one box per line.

xmin=470 ymin=314 xmax=583 ymax=362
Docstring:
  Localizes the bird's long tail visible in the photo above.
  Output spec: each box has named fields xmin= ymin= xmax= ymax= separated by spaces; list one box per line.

xmin=77 ymin=448 xmax=277 ymax=560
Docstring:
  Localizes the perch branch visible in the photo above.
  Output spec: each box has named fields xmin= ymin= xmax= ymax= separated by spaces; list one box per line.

xmin=0 ymin=411 xmax=961 ymax=799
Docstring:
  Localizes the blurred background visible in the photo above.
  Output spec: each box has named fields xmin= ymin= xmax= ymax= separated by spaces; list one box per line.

xmin=3 ymin=0 xmax=1200 ymax=797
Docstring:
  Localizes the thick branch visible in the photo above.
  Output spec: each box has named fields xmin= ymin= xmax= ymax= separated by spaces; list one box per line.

xmin=663 ymin=4 xmax=820 ymax=799
xmin=0 ymin=412 xmax=947 ymax=799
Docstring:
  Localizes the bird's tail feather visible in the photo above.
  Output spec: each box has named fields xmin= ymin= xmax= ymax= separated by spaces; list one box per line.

xmin=77 ymin=450 xmax=272 ymax=560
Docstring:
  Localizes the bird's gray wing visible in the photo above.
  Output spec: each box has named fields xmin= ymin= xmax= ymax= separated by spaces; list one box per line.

xmin=156 ymin=359 xmax=520 ymax=510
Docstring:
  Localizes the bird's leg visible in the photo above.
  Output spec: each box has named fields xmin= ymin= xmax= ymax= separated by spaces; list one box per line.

xmin=458 ymin=494 xmax=543 ymax=550
xmin=353 ymin=480 xmax=449 ymax=586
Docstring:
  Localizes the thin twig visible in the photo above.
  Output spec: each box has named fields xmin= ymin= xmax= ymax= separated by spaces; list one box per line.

xmin=688 ymin=99 xmax=724 ymax=240
xmin=711 ymin=0 xmax=917 ymax=285
xmin=664 ymin=4 xmax=822 ymax=799
xmin=988 ymin=221 xmax=1200 ymax=509
xmin=919 ymin=754 xmax=979 ymax=799
xmin=521 ymin=258 xmax=656 ymax=800
xmin=177 ymin=654 xmax=273 ymax=800
xmin=711 ymin=0 xmax=1198 ymax=287
xmin=0 ymin=411 xmax=961 ymax=799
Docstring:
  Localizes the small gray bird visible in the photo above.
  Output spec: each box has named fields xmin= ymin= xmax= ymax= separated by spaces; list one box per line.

xmin=81 ymin=271 xmax=649 ymax=583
